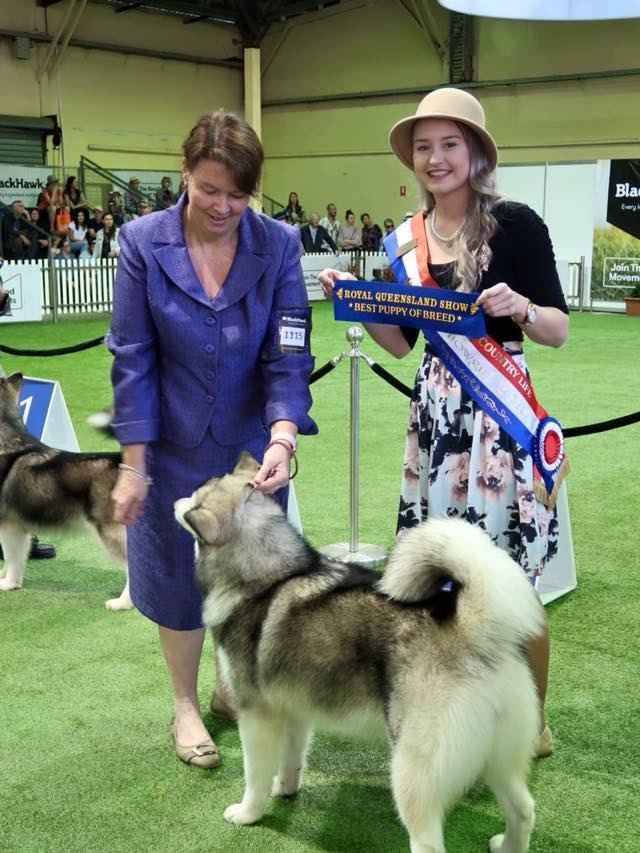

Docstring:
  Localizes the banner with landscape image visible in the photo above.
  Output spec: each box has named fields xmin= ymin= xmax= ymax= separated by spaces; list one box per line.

xmin=591 ymin=159 xmax=640 ymax=303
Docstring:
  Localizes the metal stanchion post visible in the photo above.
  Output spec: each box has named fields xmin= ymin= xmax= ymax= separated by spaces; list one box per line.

xmin=348 ymin=325 xmax=361 ymax=553
xmin=320 ymin=326 xmax=388 ymax=568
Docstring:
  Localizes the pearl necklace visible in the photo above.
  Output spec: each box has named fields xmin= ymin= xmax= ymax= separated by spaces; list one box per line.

xmin=429 ymin=207 xmax=466 ymax=248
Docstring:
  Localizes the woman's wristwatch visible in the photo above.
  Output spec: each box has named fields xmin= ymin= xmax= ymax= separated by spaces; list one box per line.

xmin=512 ymin=300 xmax=537 ymax=326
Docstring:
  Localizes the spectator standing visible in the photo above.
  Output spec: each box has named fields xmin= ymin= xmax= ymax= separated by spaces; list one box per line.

xmin=361 ymin=213 xmax=383 ymax=251
xmin=92 ymin=212 xmax=120 ymax=259
xmin=155 ymin=176 xmax=177 ymax=210
xmin=138 ymin=200 xmax=154 ymax=216
xmin=124 ymin=177 xmax=142 ymax=219
xmin=282 ymin=191 xmax=306 ymax=227
xmin=337 ymin=209 xmax=362 ymax=249
xmin=319 ymin=202 xmax=340 ymax=247
xmin=383 ymin=218 xmax=395 ymax=236
xmin=108 ymin=193 xmax=125 ymax=227
xmin=63 ymin=176 xmax=89 ymax=216
xmin=300 ymin=212 xmax=337 ymax=253
xmin=36 ymin=175 xmax=63 ymax=231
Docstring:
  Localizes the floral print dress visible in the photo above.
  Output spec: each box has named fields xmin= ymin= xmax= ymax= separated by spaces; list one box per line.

xmin=396 ymin=266 xmax=559 ymax=581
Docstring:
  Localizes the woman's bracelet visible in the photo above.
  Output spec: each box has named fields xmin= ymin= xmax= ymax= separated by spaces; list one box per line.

xmin=118 ymin=463 xmax=153 ymax=485
xmin=265 ymin=438 xmax=299 ymax=480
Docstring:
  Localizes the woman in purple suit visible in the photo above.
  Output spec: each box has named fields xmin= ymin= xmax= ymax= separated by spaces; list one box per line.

xmin=109 ymin=111 xmax=316 ymax=769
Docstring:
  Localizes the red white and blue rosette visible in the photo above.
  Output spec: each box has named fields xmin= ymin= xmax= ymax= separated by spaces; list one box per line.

xmin=533 ymin=417 xmax=565 ymax=493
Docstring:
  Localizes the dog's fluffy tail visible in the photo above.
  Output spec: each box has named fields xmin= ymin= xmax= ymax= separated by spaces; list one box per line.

xmin=378 ymin=517 xmax=543 ymax=647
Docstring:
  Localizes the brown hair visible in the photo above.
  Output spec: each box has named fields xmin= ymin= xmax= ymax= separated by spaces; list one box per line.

xmin=182 ymin=110 xmax=264 ymax=196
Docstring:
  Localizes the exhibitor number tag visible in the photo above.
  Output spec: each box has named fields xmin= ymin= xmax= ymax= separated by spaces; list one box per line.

xmin=278 ymin=314 xmax=307 ymax=352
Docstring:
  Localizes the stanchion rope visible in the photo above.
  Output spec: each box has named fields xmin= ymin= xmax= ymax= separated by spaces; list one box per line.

xmin=358 ymin=354 xmax=639 ymax=439
xmin=0 ymin=335 xmax=107 ymax=357
xmin=2 ymin=335 xmax=638 ymax=438
xmin=309 ymin=356 xmax=342 ymax=384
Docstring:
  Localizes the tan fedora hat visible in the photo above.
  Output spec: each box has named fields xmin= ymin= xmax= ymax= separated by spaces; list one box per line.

xmin=389 ymin=88 xmax=498 ymax=172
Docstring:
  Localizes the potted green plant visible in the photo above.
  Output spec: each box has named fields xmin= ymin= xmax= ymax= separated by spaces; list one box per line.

xmin=624 ymin=284 xmax=640 ymax=317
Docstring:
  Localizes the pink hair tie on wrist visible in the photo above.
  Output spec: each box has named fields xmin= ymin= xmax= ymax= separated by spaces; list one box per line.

xmin=265 ymin=438 xmax=299 ymax=480
xmin=269 ymin=431 xmax=297 ymax=452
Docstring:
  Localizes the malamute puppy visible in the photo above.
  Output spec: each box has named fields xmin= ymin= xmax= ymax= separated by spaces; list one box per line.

xmin=175 ymin=453 xmax=543 ymax=853
xmin=0 ymin=373 xmax=130 ymax=610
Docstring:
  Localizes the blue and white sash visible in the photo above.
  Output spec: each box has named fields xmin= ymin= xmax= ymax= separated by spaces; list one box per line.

xmin=382 ymin=214 xmax=568 ymax=505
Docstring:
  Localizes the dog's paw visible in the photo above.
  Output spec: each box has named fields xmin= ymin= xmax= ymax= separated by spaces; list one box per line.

xmin=0 ymin=578 xmax=22 ymax=591
xmin=272 ymin=773 xmax=301 ymax=797
xmin=223 ymin=803 xmax=263 ymax=826
xmin=488 ymin=834 xmax=505 ymax=852
xmin=105 ymin=595 xmax=134 ymax=611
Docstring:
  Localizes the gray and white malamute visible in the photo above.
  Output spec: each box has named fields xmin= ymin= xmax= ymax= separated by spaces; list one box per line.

xmin=0 ymin=373 xmax=130 ymax=609
xmin=175 ymin=453 xmax=543 ymax=853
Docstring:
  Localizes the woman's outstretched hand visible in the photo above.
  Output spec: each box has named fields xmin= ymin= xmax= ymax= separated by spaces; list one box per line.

xmin=318 ymin=268 xmax=357 ymax=300
xmin=253 ymin=440 xmax=292 ymax=494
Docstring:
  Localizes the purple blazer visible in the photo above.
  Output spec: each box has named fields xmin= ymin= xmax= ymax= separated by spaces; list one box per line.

xmin=108 ymin=195 xmax=317 ymax=448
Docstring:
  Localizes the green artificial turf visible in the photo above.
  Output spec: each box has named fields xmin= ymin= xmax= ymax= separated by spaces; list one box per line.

xmin=0 ymin=307 xmax=638 ymax=853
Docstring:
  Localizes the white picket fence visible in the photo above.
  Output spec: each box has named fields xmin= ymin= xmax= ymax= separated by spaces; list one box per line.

xmin=51 ymin=257 xmax=117 ymax=314
xmin=3 ymin=257 xmax=118 ymax=315
xmin=4 ymin=250 xmax=586 ymax=317
xmin=5 ymin=253 xmax=391 ymax=315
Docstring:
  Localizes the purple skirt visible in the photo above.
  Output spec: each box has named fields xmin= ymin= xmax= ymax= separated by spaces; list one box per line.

xmin=127 ymin=427 xmax=287 ymax=630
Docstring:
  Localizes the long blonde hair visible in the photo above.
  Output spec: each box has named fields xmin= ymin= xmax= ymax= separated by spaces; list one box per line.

xmin=420 ymin=123 xmax=500 ymax=292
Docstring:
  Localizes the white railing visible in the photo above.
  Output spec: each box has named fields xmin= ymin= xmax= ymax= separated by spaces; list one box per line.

xmin=4 ymin=252 xmax=602 ymax=317
xmin=301 ymin=251 xmax=390 ymax=301
xmin=3 ymin=257 xmax=117 ymax=316
xmin=4 ymin=253 xmax=391 ymax=315
xmin=51 ymin=257 xmax=117 ymax=314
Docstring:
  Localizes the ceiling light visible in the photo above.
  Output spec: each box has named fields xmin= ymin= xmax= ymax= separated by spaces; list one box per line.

xmin=437 ymin=1 xmax=640 ymax=20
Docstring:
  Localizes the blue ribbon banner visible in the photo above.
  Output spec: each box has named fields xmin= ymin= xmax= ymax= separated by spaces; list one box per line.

xmin=333 ymin=280 xmax=486 ymax=337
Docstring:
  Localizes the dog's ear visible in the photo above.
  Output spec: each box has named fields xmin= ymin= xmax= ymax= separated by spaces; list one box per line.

xmin=3 ymin=372 xmax=23 ymax=400
xmin=233 ymin=451 xmax=260 ymax=480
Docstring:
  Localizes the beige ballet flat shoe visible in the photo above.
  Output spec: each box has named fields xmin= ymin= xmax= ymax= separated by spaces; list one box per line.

xmin=173 ymin=724 xmax=220 ymax=769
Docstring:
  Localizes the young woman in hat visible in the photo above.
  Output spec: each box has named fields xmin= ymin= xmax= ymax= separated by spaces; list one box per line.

xmin=319 ymin=88 xmax=569 ymax=757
